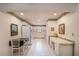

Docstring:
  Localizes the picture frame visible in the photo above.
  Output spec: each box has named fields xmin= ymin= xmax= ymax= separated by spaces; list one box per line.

xmin=51 ymin=27 xmax=54 ymax=31
xmin=11 ymin=24 xmax=18 ymax=36
xmin=59 ymin=24 xmax=65 ymax=34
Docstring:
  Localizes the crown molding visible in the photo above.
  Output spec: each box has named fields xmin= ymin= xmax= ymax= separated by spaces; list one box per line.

xmin=7 ymin=12 xmax=33 ymax=26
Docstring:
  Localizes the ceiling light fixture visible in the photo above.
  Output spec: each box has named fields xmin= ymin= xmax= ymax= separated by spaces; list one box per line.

xmin=53 ymin=13 xmax=57 ymax=16
xmin=20 ymin=12 xmax=24 ymax=15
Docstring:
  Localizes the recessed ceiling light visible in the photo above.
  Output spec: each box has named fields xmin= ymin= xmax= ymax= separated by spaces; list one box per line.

xmin=53 ymin=13 xmax=57 ymax=16
xmin=20 ymin=12 xmax=24 ymax=15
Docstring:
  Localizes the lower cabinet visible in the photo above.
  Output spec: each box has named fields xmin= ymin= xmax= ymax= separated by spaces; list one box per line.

xmin=51 ymin=42 xmax=74 ymax=56
xmin=55 ymin=44 xmax=73 ymax=56
xmin=50 ymin=37 xmax=74 ymax=56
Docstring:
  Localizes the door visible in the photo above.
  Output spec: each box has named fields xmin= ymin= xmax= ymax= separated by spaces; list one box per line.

xmin=21 ymin=25 xmax=31 ymax=43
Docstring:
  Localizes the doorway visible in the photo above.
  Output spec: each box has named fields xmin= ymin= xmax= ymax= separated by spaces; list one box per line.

xmin=31 ymin=26 xmax=46 ymax=39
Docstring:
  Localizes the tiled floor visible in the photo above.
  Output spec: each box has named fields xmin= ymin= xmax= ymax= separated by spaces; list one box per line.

xmin=24 ymin=39 xmax=55 ymax=56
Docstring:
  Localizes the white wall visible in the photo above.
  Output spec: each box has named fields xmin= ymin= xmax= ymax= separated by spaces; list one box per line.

xmin=0 ymin=12 xmax=30 ymax=56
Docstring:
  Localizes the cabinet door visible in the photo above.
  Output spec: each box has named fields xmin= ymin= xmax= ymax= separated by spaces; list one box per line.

xmin=59 ymin=44 xmax=73 ymax=56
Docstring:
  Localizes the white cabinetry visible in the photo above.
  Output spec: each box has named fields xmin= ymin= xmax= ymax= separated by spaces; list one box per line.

xmin=50 ymin=37 xmax=74 ymax=56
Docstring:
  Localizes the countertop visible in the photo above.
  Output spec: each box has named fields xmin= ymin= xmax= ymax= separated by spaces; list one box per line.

xmin=50 ymin=37 xmax=74 ymax=44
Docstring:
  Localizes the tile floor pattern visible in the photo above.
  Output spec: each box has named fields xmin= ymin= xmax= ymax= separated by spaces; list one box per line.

xmin=24 ymin=39 xmax=55 ymax=56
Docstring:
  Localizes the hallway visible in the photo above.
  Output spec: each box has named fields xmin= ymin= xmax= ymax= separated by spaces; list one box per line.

xmin=24 ymin=39 xmax=55 ymax=56
xmin=0 ymin=3 xmax=78 ymax=56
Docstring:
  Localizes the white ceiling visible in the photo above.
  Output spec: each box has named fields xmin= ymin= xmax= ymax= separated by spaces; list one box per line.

xmin=0 ymin=3 xmax=77 ymax=25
